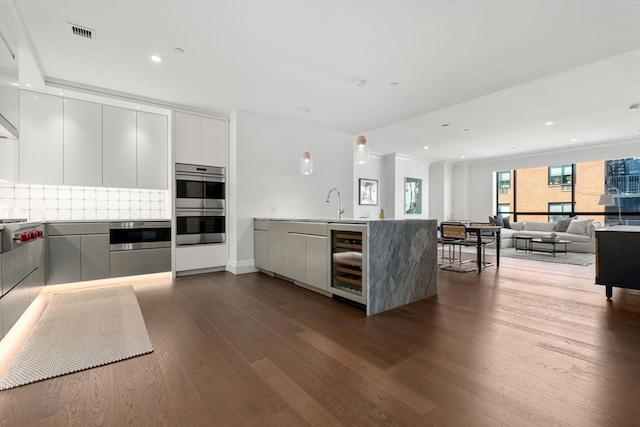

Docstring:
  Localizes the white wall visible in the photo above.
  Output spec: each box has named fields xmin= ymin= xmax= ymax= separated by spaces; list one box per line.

xmin=390 ymin=154 xmax=430 ymax=219
xmin=428 ymin=161 xmax=453 ymax=222
xmin=353 ymin=154 xmax=385 ymax=219
xmin=228 ymin=110 xmax=353 ymax=274
xmin=451 ymin=138 xmax=640 ymax=222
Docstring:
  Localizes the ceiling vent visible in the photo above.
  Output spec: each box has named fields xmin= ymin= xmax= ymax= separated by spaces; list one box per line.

xmin=67 ymin=23 xmax=95 ymax=40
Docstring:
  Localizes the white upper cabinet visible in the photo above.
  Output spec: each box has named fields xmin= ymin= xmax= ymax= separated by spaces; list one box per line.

xmin=202 ymin=116 xmax=227 ymax=168
xmin=137 ymin=111 xmax=168 ymax=190
xmin=103 ymin=105 xmax=137 ymax=188
xmin=63 ymin=98 xmax=102 ymax=187
xmin=174 ymin=111 xmax=226 ymax=167
xmin=174 ymin=111 xmax=201 ymax=165
xmin=18 ymin=90 xmax=169 ymax=189
xmin=19 ymin=91 xmax=63 ymax=184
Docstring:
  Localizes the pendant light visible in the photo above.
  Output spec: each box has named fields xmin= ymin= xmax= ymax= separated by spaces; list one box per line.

xmin=300 ymin=108 xmax=313 ymax=175
xmin=354 ymin=80 xmax=370 ymax=164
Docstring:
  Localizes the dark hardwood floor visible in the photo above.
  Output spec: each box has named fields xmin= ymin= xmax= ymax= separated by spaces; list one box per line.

xmin=1 ymin=255 xmax=639 ymax=426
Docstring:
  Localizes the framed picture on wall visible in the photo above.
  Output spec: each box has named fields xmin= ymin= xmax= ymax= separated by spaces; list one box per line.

xmin=359 ymin=178 xmax=378 ymax=205
xmin=404 ymin=177 xmax=422 ymax=214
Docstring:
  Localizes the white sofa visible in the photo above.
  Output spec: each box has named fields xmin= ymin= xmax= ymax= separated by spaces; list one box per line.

xmin=494 ymin=218 xmax=602 ymax=253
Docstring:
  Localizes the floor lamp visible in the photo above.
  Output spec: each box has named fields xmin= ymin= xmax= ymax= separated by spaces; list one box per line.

xmin=598 ymin=186 xmax=622 ymax=225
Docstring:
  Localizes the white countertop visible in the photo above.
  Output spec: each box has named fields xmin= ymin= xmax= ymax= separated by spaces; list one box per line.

xmin=254 ymin=217 xmax=431 ymax=224
xmin=45 ymin=219 xmax=171 ymax=224
xmin=595 ymin=225 xmax=640 ymax=233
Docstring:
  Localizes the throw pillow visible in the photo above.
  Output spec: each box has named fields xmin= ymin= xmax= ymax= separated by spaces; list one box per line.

xmin=566 ymin=218 xmax=593 ymax=236
xmin=510 ymin=221 xmax=525 ymax=231
xmin=488 ymin=216 xmax=504 ymax=227
xmin=502 ymin=216 xmax=511 ymax=229
xmin=554 ymin=217 xmax=573 ymax=232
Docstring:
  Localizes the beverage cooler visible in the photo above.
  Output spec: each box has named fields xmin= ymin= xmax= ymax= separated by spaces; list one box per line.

xmin=328 ymin=224 xmax=367 ymax=306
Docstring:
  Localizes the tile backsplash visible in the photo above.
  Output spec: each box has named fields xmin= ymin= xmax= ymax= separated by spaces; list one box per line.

xmin=0 ymin=180 xmax=170 ymax=220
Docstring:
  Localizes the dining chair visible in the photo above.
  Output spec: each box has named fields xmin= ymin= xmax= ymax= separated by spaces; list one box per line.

xmin=467 ymin=222 xmax=496 ymax=267
xmin=439 ymin=222 xmax=476 ymax=271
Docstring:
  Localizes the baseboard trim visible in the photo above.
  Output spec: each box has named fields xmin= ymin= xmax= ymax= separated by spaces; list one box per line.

xmin=227 ymin=259 xmax=258 ymax=275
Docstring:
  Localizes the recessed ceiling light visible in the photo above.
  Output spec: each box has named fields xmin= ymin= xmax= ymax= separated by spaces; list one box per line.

xmin=423 ymin=146 xmax=429 ymax=150
xmin=26 ymin=83 xmax=31 ymax=87
xmin=136 ymin=106 xmax=140 ymax=109
xmin=545 ymin=121 xmax=554 ymax=126
xmin=571 ymin=138 xmax=577 ymax=142
xmin=58 ymin=91 xmax=64 ymax=95
xmin=461 ymin=155 xmax=466 ymax=159
xmin=150 ymin=54 xmax=163 ymax=63
xmin=11 ymin=82 xmax=19 ymax=87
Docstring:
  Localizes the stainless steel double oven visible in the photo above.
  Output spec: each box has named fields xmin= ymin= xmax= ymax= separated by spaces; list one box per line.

xmin=175 ymin=163 xmax=226 ymax=245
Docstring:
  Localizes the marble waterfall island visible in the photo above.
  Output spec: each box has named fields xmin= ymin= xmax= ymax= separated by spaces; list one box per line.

xmin=253 ymin=218 xmax=438 ymax=315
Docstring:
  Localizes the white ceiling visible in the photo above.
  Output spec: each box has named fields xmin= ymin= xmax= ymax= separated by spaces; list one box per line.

xmin=8 ymin=0 xmax=640 ymax=161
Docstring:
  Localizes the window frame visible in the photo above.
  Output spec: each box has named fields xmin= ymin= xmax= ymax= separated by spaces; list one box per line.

xmin=548 ymin=202 xmax=573 ymax=222
xmin=548 ymin=164 xmax=573 ymax=186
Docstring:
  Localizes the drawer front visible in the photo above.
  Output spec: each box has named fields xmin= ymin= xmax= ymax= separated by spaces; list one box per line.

xmin=110 ymin=248 xmax=170 ymax=278
xmin=254 ymin=220 xmax=269 ymax=231
xmin=288 ymin=222 xmax=328 ymax=236
xmin=48 ymin=222 xmax=109 ymax=236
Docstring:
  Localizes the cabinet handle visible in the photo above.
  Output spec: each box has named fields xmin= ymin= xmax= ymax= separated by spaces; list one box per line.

xmin=288 ymin=232 xmax=327 ymax=238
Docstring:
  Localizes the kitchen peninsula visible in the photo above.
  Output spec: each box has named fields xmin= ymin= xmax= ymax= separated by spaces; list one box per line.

xmin=254 ymin=218 xmax=437 ymax=315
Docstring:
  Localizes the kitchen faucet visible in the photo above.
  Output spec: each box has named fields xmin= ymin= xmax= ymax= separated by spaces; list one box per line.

xmin=326 ymin=188 xmax=344 ymax=219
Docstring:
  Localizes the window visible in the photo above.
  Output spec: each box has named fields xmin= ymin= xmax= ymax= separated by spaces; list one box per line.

xmin=548 ymin=165 xmax=573 ymax=185
xmin=548 ymin=202 xmax=572 ymax=222
xmin=496 ymin=159 xmax=640 ymax=226
xmin=497 ymin=171 xmax=511 ymax=189
xmin=497 ymin=204 xmax=510 ymax=217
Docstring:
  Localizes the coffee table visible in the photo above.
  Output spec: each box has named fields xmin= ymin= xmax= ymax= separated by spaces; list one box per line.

xmin=529 ymin=239 xmax=571 ymax=257
xmin=514 ymin=236 xmax=533 ymax=253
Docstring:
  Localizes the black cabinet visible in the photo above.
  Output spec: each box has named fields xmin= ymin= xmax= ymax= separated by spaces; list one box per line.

xmin=595 ymin=228 xmax=640 ymax=298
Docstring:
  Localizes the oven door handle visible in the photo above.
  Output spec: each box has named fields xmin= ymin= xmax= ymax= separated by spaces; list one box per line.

xmin=176 ymin=209 xmax=225 ymax=217
xmin=176 ymin=172 xmax=225 ymax=183
xmin=110 ymin=221 xmax=171 ymax=229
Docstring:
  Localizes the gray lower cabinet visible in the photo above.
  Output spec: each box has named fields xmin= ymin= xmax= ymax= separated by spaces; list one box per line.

xmin=287 ymin=233 xmax=307 ymax=283
xmin=1 ymin=270 xmax=31 ymax=337
xmin=0 ymin=238 xmax=45 ymax=339
xmin=81 ymin=235 xmax=110 ymax=281
xmin=267 ymin=221 xmax=288 ymax=275
xmin=110 ymin=248 xmax=171 ymax=278
xmin=254 ymin=229 xmax=269 ymax=270
xmin=258 ymin=221 xmax=328 ymax=291
xmin=306 ymin=234 xmax=327 ymax=290
xmin=48 ymin=235 xmax=82 ymax=285
xmin=0 ymin=252 xmax=3 ymax=335
xmin=47 ymin=223 xmax=110 ymax=285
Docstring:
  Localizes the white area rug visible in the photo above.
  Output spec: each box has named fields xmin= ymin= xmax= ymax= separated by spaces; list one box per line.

xmin=0 ymin=285 xmax=153 ymax=390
